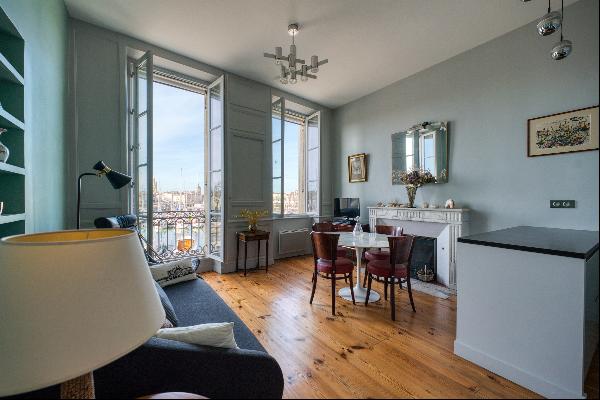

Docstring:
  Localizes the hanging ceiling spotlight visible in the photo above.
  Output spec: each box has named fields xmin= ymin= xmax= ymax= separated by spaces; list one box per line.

xmin=537 ymin=0 xmax=562 ymax=36
xmin=551 ymin=0 xmax=572 ymax=60
xmin=264 ymin=23 xmax=328 ymax=84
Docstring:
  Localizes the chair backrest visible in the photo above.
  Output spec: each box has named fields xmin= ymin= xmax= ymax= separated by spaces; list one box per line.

xmin=375 ymin=225 xmax=397 ymax=235
xmin=388 ymin=234 xmax=415 ymax=273
xmin=311 ymin=232 xmax=340 ymax=262
xmin=312 ymin=222 xmax=335 ymax=232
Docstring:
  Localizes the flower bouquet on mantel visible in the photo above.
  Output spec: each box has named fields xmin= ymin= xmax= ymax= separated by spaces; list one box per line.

xmin=398 ymin=169 xmax=436 ymax=208
xmin=239 ymin=209 xmax=269 ymax=232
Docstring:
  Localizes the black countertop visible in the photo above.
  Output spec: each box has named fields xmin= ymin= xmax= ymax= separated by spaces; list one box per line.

xmin=458 ymin=226 xmax=599 ymax=260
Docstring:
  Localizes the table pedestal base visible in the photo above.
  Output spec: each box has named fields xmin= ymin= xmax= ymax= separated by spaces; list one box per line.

xmin=339 ymin=285 xmax=380 ymax=303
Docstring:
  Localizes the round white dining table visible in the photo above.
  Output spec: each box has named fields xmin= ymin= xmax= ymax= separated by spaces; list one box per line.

xmin=336 ymin=232 xmax=389 ymax=303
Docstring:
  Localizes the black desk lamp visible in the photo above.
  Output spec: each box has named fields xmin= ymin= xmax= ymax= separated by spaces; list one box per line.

xmin=77 ymin=161 xmax=132 ymax=229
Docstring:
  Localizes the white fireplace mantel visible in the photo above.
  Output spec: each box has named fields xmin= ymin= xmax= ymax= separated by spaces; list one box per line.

xmin=368 ymin=207 xmax=470 ymax=289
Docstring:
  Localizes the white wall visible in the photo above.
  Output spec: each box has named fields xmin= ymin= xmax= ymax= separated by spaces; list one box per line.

xmin=332 ymin=0 xmax=599 ymax=234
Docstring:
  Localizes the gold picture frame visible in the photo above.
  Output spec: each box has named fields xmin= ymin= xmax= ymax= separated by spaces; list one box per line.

xmin=348 ymin=153 xmax=367 ymax=183
xmin=527 ymin=105 xmax=599 ymax=157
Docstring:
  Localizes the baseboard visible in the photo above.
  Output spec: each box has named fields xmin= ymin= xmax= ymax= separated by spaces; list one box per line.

xmin=454 ymin=341 xmax=585 ymax=399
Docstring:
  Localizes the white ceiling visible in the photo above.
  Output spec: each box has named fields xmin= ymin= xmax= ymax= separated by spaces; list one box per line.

xmin=64 ymin=0 xmax=578 ymax=109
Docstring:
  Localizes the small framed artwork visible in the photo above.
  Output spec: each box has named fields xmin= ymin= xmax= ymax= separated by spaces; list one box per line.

xmin=348 ymin=153 xmax=367 ymax=183
xmin=527 ymin=105 xmax=599 ymax=157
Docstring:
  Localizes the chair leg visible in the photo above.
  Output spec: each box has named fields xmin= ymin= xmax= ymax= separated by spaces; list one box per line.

xmin=390 ymin=278 xmax=396 ymax=321
xmin=309 ymin=271 xmax=317 ymax=304
xmin=406 ymin=277 xmax=416 ymax=312
xmin=331 ymin=274 xmax=336 ymax=316
xmin=384 ymin=280 xmax=388 ymax=301
xmin=348 ymin=273 xmax=356 ymax=305
xmin=363 ymin=269 xmax=367 ymax=288
xmin=365 ymin=273 xmax=373 ymax=306
xmin=399 ymin=278 xmax=403 ymax=290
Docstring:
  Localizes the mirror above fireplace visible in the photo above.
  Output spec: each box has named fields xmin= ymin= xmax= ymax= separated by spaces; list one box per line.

xmin=392 ymin=121 xmax=448 ymax=184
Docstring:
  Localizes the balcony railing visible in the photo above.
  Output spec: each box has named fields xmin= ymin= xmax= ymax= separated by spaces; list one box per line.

xmin=139 ymin=210 xmax=208 ymax=261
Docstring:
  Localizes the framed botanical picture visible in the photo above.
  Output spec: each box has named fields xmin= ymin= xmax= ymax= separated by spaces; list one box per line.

xmin=348 ymin=153 xmax=367 ymax=183
xmin=527 ymin=105 xmax=599 ymax=157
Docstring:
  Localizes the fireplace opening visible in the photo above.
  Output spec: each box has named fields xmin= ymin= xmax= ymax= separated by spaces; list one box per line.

xmin=410 ymin=237 xmax=437 ymax=281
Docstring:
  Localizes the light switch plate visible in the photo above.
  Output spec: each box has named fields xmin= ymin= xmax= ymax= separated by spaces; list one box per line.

xmin=550 ymin=200 xmax=576 ymax=208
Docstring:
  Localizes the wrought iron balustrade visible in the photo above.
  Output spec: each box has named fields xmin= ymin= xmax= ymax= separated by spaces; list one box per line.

xmin=139 ymin=210 xmax=208 ymax=260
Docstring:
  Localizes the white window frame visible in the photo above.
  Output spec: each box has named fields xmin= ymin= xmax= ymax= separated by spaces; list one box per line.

xmin=271 ymin=98 xmax=320 ymax=217
xmin=305 ymin=111 xmax=320 ymax=216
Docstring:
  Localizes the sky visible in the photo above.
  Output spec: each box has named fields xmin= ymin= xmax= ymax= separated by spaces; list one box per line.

xmin=272 ymin=118 xmax=302 ymax=193
xmin=152 ymin=82 xmax=204 ymax=192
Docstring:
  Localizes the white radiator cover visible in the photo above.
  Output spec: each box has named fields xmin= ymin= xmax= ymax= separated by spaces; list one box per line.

xmin=279 ymin=228 xmax=310 ymax=255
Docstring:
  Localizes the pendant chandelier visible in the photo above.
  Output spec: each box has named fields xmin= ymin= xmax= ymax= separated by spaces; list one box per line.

xmin=263 ymin=23 xmax=328 ymax=84
xmin=524 ymin=0 xmax=573 ymax=60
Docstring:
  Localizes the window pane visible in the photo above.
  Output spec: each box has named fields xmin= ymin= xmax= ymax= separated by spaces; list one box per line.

xmin=210 ymin=127 xmax=222 ymax=170
xmin=137 ymin=164 xmax=147 ymax=214
xmin=137 ymin=60 xmax=147 ymax=114
xmin=307 ymin=148 xmax=318 ymax=181
xmin=284 ymin=121 xmax=301 ymax=214
xmin=273 ymin=177 xmax=281 ymax=214
xmin=210 ymin=86 xmax=222 ymax=128
xmin=138 ymin=113 xmax=147 ymax=165
xmin=209 ymin=214 xmax=222 ymax=257
xmin=272 ymin=115 xmax=281 ymax=141
xmin=272 ymin=140 xmax=281 ymax=177
xmin=307 ymin=117 xmax=318 ymax=149
xmin=210 ymin=171 xmax=222 ymax=212
xmin=307 ymin=180 xmax=318 ymax=214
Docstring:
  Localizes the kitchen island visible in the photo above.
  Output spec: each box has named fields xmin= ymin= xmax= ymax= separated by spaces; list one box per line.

xmin=455 ymin=226 xmax=599 ymax=399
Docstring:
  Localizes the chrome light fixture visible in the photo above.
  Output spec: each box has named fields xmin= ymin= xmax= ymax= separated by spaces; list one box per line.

xmin=525 ymin=0 xmax=573 ymax=61
xmin=551 ymin=0 xmax=572 ymax=60
xmin=264 ymin=23 xmax=328 ymax=84
xmin=537 ymin=0 xmax=562 ymax=36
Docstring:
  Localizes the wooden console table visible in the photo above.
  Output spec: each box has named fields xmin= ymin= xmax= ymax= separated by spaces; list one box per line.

xmin=236 ymin=230 xmax=270 ymax=276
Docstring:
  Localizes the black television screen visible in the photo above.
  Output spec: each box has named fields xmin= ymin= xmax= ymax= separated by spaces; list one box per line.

xmin=334 ymin=198 xmax=360 ymax=219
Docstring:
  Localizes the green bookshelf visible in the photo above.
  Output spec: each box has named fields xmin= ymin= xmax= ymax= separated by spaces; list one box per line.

xmin=0 ymin=6 xmax=25 ymax=239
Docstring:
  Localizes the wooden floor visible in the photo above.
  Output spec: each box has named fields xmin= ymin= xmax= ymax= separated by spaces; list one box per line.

xmin=202 ymin=256 xmax=599 ymax=399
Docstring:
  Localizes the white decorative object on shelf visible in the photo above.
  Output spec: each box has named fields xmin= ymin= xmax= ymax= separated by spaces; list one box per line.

xmin=368 ymin=206 xmax=470 ymax=289
xmin=445 ymin=199 xmax=455 ymax=209
xmin=430 ymin=203 xmax=439 ymax=209
xmin=0 ymin=128 xmax=9 ymax=163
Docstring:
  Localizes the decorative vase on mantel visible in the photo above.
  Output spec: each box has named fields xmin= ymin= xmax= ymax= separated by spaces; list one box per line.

xmin=398 ymin=169 xmax=437 ymax=208
xmin=405 ymin=185 xmax=418 ymax=208
xmin=0 ymin=128 xmax=9 ymax=163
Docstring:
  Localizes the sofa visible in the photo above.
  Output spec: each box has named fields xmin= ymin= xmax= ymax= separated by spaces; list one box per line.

xmin=9 ymin=277 xmax=284 ymax=399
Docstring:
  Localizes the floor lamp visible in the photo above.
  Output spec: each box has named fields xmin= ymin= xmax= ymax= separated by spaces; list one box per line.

xmin=77 ymin=160 xmax=132 ymax=229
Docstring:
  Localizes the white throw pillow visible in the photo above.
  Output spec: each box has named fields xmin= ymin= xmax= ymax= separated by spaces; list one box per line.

xmin=155 ymin=322 xmax=238 ymax=349
xmin=150 ymin=258 xmax=197 ymax=287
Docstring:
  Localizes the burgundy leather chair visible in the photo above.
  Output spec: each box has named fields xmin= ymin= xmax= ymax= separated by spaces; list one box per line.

xmin=312 ymin=222 xmax=350 ymax=258
xmin=365 ymin=234 xmax=416 ymax=321
xmin=310 ymin=232 xmax=356 ymax=315
xmin=363 ymin=225 xmax=404 ymax=290
xmin=364 ymin=225 xmax=403 ymax=261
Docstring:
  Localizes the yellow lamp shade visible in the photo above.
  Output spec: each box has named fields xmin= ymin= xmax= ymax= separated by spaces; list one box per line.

xmin=0 ymin=229 xmax=165 ymax=397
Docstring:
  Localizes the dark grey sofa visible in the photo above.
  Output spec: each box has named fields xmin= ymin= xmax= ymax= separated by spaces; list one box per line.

xmin=7 ymin=278 xmax=284 ymax=399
